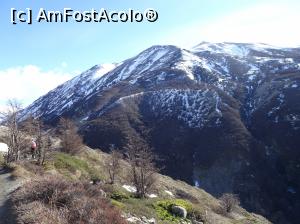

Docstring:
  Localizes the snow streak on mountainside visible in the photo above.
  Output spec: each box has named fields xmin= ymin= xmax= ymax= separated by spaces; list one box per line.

xmin=115 ymin=89 xmax=223 ymax=128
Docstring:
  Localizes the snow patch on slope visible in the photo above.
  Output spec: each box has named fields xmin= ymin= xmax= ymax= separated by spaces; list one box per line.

xmin=175 ymin=50 xmax=215 ymax=80
xmin=146 ymin=89 xmax=223 ymax=128
xmin=192 ymin=42 xmax=290 ymax=58
xmin=192 ymin=42 xmax=250 ymax=57
xmin=222 ymin=44 xmax=250 ymax=57
xmin=92 ymin=64 xmax=117 ymax=79
xmin=122 ymin=185 xmax=137 ymax=193
xmin=101 ymin=46 xmax=174 ymax=86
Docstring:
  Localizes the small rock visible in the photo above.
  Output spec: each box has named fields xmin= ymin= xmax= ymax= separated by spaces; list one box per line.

xmin=192 ymin=220 xmax=204 ymax=224
xmin=127 ymin=216 xmax=140 ymax=223
xmin=141 ymin=216 xmax=156 ymax=224
xmin=148 ymin=218 xmax=156 ymax=224
xmin=99 ymin=189 xmax=107 ymax=198
xmin=124 ymin=213 xmax=156 ymax=224
xmin=180 ymin=220 xmax=191 ymax=224
xmin=171 ymin=205 xmax=187 ymax=218
xmin=141 ymin=216 xmax=147 ymax=222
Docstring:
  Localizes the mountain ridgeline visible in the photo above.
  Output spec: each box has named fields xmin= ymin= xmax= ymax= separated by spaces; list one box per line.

xmin=20 ymin=42 xmax=300 ymax=224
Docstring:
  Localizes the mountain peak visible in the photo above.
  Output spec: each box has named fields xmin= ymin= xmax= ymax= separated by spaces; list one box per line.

xmin=191 ymin=41 xmax=300 ymax=58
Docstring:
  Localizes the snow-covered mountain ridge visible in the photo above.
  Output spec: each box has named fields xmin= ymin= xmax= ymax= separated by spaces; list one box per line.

xmin=20 ymin=42 xmax=300 ymax=127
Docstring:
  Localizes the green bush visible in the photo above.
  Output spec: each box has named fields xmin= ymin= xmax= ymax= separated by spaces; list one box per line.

xmin=110 ymin=191 xmax=130 ymax=201
xmin=153 ymin=199 xmax=193 ymax=222
xmin=111 ymin=199 xmax=126 ymax=209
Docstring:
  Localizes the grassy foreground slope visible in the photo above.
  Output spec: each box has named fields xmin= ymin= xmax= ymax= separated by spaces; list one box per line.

xmin=9 ymin=146 xmax=271 ymax=224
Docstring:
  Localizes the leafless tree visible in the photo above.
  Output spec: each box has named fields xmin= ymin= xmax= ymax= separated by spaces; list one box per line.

xmin=34 ymin=119 xmax=50 ymax=165
xmin=125 ymin=137 xmax=158 ymax=198
xmin=58 ymin=118 xmax=83 ymax=155
xmin=219 ymin=193 xmax=240 ymax=213
xmin=21 ymin=116 xmax=51 ymax=165
xmin=21 ymin=115 xmax=38 ymax=136
xmin=41 ymin=136 xmax=51 ymax=165
xmin=36 ymin=134 xmax=52 ymax=166
xmin=35 ymin=118 xmax=45 ymax=164
xmin=0 ymin=99 xmax=26 ymax=162
xmin=105 ymin=145 xmax=122 ymax=184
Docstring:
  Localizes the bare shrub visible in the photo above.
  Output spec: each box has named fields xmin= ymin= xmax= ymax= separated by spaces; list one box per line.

xmin=218 ymin=193 xmax=240 ymax=214
xmin=39 ymin=135 xmax=52 ymax=165
xmin=19 ymin=160 xmax=45 ymax=176
xmin=16 ymin=201 xmax=68 ymax=224
xmin=13 ymin=176 xmax=126 ymax=224
xmin=58 ymin=118 xmax=83 ymax=155
xmin=105 ymin=145 xmax=122 ymax=184
xmin=125 ymin=137 xmax=158 ymax=198
xmin=0 ymin=99 xmax=26 ymax=162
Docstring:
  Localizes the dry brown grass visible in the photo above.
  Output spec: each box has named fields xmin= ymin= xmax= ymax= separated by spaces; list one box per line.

xmin=12 ymin=175 xmax=127 ymax=224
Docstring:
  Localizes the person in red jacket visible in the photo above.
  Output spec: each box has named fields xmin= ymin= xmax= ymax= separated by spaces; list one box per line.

xmin=31 ymin=139 xmax=37 ymax=159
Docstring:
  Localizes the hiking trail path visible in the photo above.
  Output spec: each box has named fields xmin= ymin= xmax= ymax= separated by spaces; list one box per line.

xmin=0 ymin=168 xmax=21 ymax=224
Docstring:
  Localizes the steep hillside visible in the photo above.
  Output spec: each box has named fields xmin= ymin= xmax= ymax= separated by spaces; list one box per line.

xmin=6 ymin=146 xmax=271 ymax=224
xmin=20 ymin=42 xmax=300 ymax=224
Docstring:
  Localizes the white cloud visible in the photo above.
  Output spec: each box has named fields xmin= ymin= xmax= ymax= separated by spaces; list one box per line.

xmin=0 ymin=65 xmax=75 ymax=108
xmin=165 ymin=2 xmax=300 ymax=48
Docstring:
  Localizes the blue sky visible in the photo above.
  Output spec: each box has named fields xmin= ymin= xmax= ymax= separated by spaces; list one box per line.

xmin=0 ymin=0 xmax=299 ymax=108
xmin=0 ymin=0 xmax=259 ymax=70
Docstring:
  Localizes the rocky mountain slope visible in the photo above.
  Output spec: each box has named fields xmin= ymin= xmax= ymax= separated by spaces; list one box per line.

xmin=20 ymin=42 xmax=300 ymax=224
